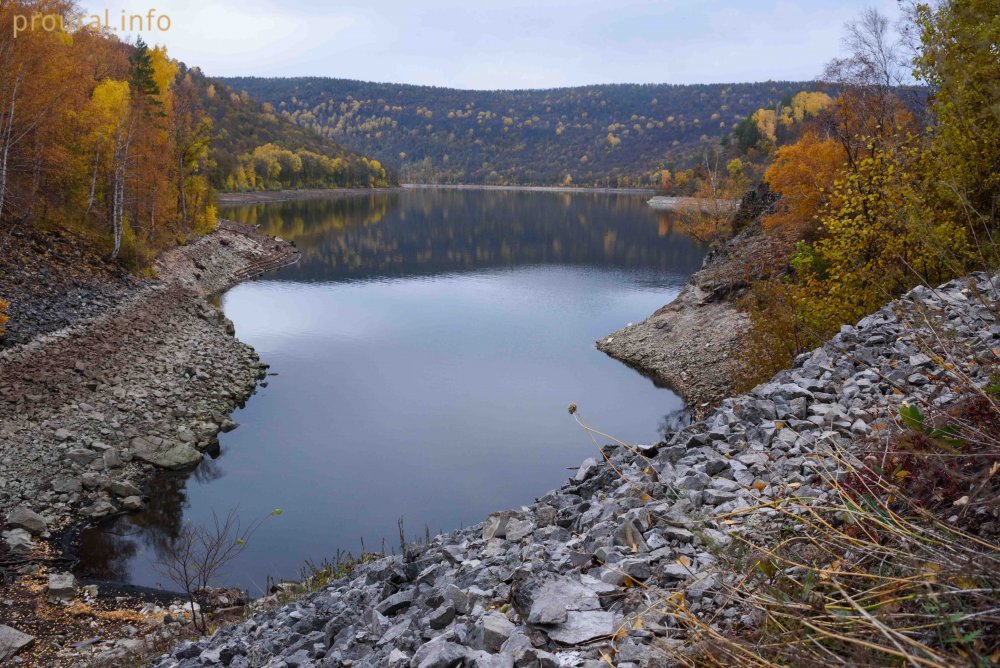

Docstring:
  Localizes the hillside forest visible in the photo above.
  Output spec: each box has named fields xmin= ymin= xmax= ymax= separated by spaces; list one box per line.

xmin=220 ymin=77 xmax=815 ymax=187
xmin=0 ymin=0 xmax=392 ymax=283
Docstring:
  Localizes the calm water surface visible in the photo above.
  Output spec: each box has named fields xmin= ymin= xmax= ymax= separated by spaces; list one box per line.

xmin=78 ymin=189 xmax=705 ymax=593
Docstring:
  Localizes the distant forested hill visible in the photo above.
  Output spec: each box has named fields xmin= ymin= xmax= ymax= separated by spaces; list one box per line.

xmin=183 ymin=69 xmax=396 ymax=191
xmin=219 ymin=78 xmax=813 ymax=186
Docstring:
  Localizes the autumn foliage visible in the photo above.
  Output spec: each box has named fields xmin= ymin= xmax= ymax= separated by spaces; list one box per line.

xmin=227 ymin=77 xmax=811 ymax=187
xmin=762 ymin=131 xmax=845 ymax=238
xmin=736 ymin=1 xmax=999 ymax=390
xmin=0 ymin=0 xmax=392 ymax=272
xmin=222 ymin=142 xmax=389 ymax=192
xmin=0 ymin=2 xmax=216 ymax=267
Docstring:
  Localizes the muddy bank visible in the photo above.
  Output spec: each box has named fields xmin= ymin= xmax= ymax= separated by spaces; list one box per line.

xmin=0 ymin=220 xmax=298 ymax=665
xmin=217 ymin=188 xmax=403 ymax=205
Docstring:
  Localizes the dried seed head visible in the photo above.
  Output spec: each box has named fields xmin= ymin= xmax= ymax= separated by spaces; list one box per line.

xmin=567 ymin=403 xmax=577 ymax=415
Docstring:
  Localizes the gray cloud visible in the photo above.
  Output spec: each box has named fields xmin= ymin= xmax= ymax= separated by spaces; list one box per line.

xmin=83 ymin=0 xmax=904 ymax=88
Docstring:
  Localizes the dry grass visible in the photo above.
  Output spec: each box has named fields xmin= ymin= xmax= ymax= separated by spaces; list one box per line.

xmin=673 ymin=444 xmax=1000 ymax=667
xmin=259 ymin=551 xmax=382 ymax=610
xmin=666 ymin=284 xmax=1000 ymax=665
xmin=581 ymin=416 xmax=1000 ymax=667
xmin=573 ymin=276 xmax=1000 ymax=667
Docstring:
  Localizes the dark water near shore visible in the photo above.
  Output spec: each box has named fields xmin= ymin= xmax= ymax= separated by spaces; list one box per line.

xmin=77 ymin=189 xmax=705 ymax=593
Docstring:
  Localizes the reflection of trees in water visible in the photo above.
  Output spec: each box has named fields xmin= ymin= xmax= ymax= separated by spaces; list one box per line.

xmin=224 ymin=190 xmax=707 ymax=282
xmin=77 ymin=524 xmax=140 ymax=582
xmin=191 ymin=454 xmax=224 ymax=485
xmin=234 ymin=194 xmax=393 ymax=243
xmin=659 ymin=407 xmax=693 ymax=440
xmin=78 ymin=461 xmax=223 ymax=582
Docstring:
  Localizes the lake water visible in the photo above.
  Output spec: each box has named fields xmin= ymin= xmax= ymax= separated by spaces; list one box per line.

xmin=77 ymin=188 xmax=705 ymax=594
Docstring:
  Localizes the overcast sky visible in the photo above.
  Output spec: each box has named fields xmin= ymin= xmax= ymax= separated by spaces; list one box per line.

xmin=79 ymin=0 xmax=905 ymax=89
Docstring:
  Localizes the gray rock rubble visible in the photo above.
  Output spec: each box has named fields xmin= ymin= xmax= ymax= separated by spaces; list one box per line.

xmin=151 ymin=272 xmax=1000 ymax=667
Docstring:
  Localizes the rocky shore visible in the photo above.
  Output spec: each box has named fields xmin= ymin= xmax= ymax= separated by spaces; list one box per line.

xmin=149 ymin=272 xmax=999 ymax=667
xmin=0 ymin=220 xmax=299 ymax=665
xmin=597 ymin=193 xmax=790 ymax=412
xmin=0 ymin=226 xmax=141 ymax=348
xmin=597 ymin=282 xmax=747 ymax=414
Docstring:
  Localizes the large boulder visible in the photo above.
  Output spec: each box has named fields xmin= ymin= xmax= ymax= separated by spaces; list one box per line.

xmin=376 ymin=589 xmax=414 ymax=616
xmin=410 ymin=638 xmax=468 ymax=668
xmin=526 ymin=576 xmax=611 ymax=625
xmin=50 ymin=477 xmax=83 ymax=494
xmin=6 ymin=507 xmax=47 ymax=535
xmin=107 ymin=480 xmax=142 ymax=498
xmin=47 ymin=572 xmax=77 ymax=602
xmin=482 ymin=511 xmax=516 ymax=541
xmin=478 ymin=612 xmax=514 ymax=652
xmin=134 ymin=443 xmax=203 ymax=470
xmin=504 ymin=518 xmax=535 ymax=542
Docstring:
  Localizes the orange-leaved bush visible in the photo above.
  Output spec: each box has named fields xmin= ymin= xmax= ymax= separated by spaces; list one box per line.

xmin=762 ymin=131 xmax=845 ymax=239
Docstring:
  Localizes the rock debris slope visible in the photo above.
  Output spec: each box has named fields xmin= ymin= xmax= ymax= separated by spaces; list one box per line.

xmin=152 ymin=272 xmax=999 ymax=667
xmin=0 ymin=221 xmax=299 ymax=535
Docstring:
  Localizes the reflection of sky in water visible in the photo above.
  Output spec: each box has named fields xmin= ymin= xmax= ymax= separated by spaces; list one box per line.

xmin=77 ymin=190 xmax=705 ymax=594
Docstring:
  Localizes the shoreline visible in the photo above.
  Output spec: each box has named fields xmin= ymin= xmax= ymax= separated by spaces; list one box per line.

xmin=403 ymin=183 xmax=656 ymax=195
xmin=597 ymin=281 xmax=747 ymax=414
xmin=595 ymin=219 xmax=793 ymax=413
xmin=646 ymin=194 xmax=740 ymax=210
xmin=216 ymin=187 xmax=404 ymax=205
xmin=150 ymin=271 xmax=1000 ymax=667
xmin=215 ymin=184 xmax=656 ymax=206
xmin=0 ymin=219 xmax=300 ymax=665
xmin=4 ymin=207 xmax=996 ymax=665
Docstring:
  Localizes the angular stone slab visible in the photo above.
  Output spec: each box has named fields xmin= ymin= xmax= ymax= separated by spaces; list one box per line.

xmin=48 ymin=572 xmax=77 ymax=602
xmin=411 ymin=639 xmax=469 ymax=668
xmin=0 ymin=625 xmax=34 ymax=661
xmin=546 ymin=610 xmax=616 ymax=645
xmin=6 ymin=507 xmax=47 ymax=535
xmin=527 ymin=575 xmax=613 ymax=625
xmin=134 ymin=443 xmax=203 ymax=470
